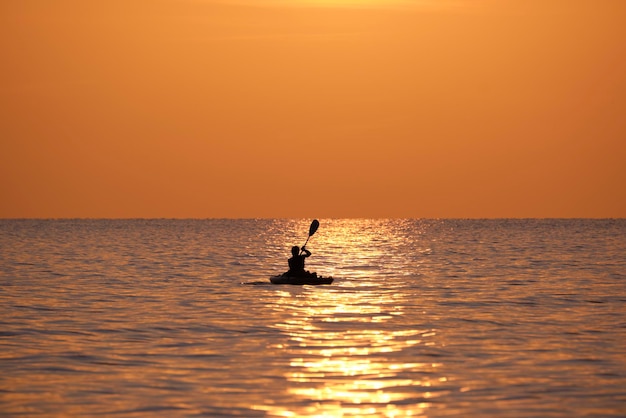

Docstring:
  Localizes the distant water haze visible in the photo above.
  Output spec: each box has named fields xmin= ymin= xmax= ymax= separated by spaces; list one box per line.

xmin=1 ymin=219 xmax=625 ymax=416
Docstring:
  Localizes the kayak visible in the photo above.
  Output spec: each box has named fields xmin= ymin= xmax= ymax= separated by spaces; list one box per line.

xmin=270 ymin=274 xmax=333 ymax=285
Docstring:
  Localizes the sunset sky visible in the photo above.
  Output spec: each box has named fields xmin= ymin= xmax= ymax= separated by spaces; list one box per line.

xmin=1 ymin=0 xmax=625 ymax=218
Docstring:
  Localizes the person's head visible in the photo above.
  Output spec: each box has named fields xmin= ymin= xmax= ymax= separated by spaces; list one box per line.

xmin=291 ymin=246 xmax=299 ymax=256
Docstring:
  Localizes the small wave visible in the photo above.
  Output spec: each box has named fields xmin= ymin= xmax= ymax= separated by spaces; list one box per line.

xmin=242 ymin=281 xmax=271 ymax=285
xmin=337 ymin=265 xmax=380 ymax=270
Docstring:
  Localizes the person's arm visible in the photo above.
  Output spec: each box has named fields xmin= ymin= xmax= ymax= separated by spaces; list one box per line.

xmin=301 ymin=246 xmax=311 ymax=257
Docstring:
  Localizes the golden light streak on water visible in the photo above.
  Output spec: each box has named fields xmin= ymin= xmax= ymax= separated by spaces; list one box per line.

xmin=256 ymin=274 xmax=443 ymax=416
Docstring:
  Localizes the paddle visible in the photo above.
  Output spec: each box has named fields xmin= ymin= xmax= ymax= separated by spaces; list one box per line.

xmin=300 ymin=219 xmax=319 ymax=254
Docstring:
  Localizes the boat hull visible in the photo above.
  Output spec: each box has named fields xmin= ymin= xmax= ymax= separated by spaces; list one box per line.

xmin=269 ymin=275 xmax=333 ymax=285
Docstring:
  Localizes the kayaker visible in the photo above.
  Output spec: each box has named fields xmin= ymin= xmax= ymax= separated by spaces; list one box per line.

xmin=287 ymin=245 xmax=312 ymax=277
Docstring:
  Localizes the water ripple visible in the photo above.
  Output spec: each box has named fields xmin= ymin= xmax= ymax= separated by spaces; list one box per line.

xmin=1 ymin=219 xmax=625 ymax=417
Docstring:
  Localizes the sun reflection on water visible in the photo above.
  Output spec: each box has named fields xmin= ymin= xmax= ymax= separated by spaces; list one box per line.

xmin=256 ymin=284 xmax=442 ymax=417
xmin=295 ymin=219 xmax=430 ymax=281
xmin=254 ymin=220 xmax=443 ymax=416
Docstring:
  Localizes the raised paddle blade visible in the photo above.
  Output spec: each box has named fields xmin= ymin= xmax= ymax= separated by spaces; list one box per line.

xmin=309 ymin=219 xmax=320 ymax=237
xmin=300 ymin=219 xmax=320 ymax=253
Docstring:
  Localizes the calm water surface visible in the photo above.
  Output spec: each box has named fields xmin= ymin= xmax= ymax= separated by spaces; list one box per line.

xmin=1 ymin=219 xmax=625 ymax=417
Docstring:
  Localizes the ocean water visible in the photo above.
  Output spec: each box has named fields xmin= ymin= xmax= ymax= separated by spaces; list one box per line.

xmin=1 ymin=219 xmax=625 ymax=417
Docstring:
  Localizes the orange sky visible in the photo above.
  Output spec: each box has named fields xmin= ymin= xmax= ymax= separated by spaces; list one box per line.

xmin=1 ymin=0 xmax=625 ymax=218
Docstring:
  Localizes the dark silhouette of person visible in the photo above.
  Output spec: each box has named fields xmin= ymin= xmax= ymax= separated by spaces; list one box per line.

xmin=287 ymin=245 xmax=312 ymax=277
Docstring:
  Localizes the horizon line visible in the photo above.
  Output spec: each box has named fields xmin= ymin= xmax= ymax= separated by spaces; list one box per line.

xmin=1 ymin=217 xmax=624 ymax=221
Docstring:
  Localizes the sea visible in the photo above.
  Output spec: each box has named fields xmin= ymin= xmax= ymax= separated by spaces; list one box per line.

xmin=1 ymin=219 xmax=625 ymax=417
